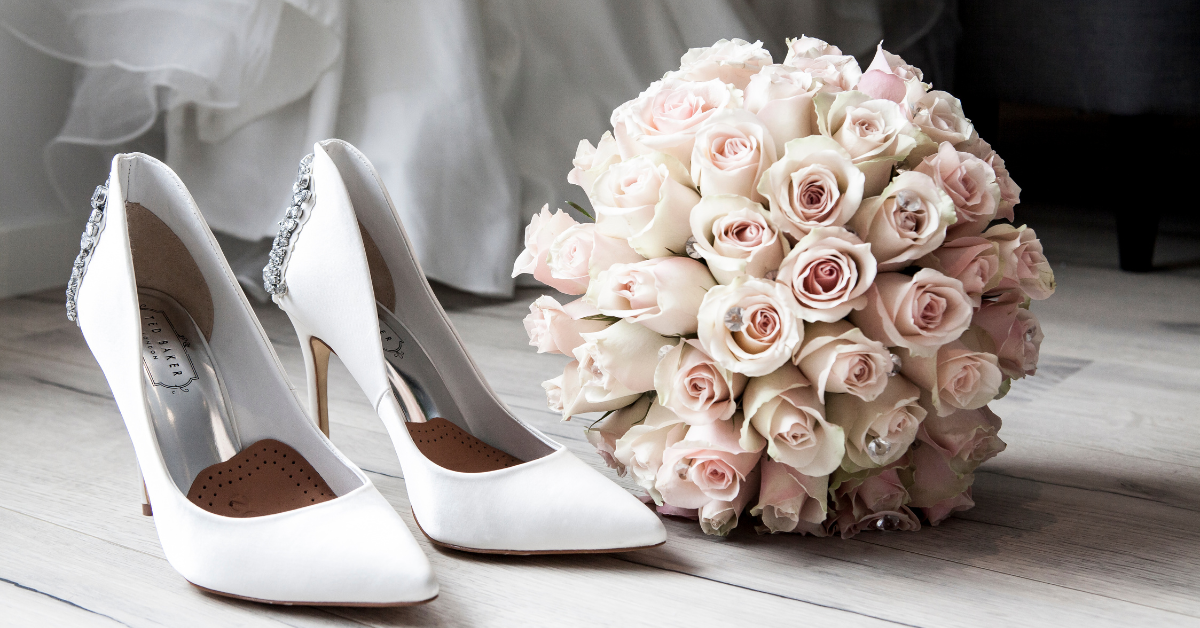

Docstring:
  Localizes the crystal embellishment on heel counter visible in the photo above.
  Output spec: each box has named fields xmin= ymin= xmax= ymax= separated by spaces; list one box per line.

xmin=263 ymin=153 xmax=315 ymax=297
xmin=66 ymin=181 xmax=110 ymax=323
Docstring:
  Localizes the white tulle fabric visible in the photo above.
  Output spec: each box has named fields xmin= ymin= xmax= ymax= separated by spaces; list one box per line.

xmin=0 ymin=1 xmax=937 ymax=296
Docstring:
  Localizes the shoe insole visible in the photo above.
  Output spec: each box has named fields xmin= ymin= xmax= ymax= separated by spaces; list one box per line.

xmin=187 ymin=439 xmax=335 ymax=517
xmin=407 ymin=418 xmax=522 ymax=473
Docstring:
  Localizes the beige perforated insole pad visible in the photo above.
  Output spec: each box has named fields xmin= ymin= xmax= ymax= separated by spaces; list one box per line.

xmin=187 ymin=440 xmax=335 ymax=517
xmin=407 ymin=418 xmax=522 ymax=473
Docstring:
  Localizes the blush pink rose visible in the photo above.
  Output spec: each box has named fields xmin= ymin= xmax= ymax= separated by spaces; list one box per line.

xmin=586 ymin=394 xmax=654 ymax=476
xmin=512 ymin=205 xmax=587 ymax=293
xmin=918 ymin=405 xmax=1006 ymax=477
xmin=972 ymin=291 xmax=1043 ymax=380
xmin=903 ymin=437 xmax=974 ymax=519
xmin=827 ymin=374 xmax=926 ymax=470
xmin=922 ymin=488 xmax=975 ymax=526
xmin=698 ymin=463 xmax=761 ymax=536
xmin=830 ymin=467 xmax=920 ymax=539
xmin=573 ymin=321 xmax=672 ymax=406
xmin=751 ymin=458 xmax=829 ymax=535
xmin=689 ymin=195 xmax=788 ymax=284
xmin=757 ymin=135 xmax=866 ymax=241
xmin=670 ymin=38 xmax=773 ymax=89
xmin=857 ymin=43 xmax=928 ymax=106
xmin=654 ymin=339 xmax=747 ymax=425
xmin=739 ymin=363 xmax=844 ymax=477
xmin=522 ymin=295 xmax=611 ymax=356
xmin=744 ymin=65 xmax=821 ymax=146
xmin=898 ymin=340 xmax=1003 ymax=416
xmin=776 ymin=226 xmax=877 ymax=322
xmin=545 ymin=223 xmax=595 ymax=294
xmin=613 ymin=403 xmax=689 ymax=504
xmin=984 ymin=224 xmax=1056 ymax=301
xmin=697 ymin=277 xmax=806 ymax=377
xmin=849 ymin=268 xmax=974 ymax=357
xmin=691 ymin=110 xmax=778 ymax=202
xmin=919 ymin=236 xmax=1003 ymax=308
xmin=794 ymin=320 xmax=893 ymax=402
xmin=587 ymin=257 xmax=716 ymax=335
xmin=815 ymin=91 xmax=922 ymax=195
xmin=915 ymin=142 xmax=1001 ymax=238
xmin=655 ymin=413 xmax=763 ymax=508
xmin=847 ymin=171 xmax=957 ymax=271
xmin=957 ymin=137 xmax=1020 ymax=221
xmin=912 ymin=91 xmax=976 ymax=145
xmin=610 ymin=77 xmax=742 ymax=166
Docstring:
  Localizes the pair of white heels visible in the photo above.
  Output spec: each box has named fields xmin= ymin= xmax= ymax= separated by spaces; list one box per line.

xmin=69 ymin=140 xmax=666 ymax=606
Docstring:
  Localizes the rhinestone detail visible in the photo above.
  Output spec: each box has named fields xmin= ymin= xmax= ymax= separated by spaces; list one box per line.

xmin=65 ymin=181 xmax=110 ymax=323
xmin=263 ymin=153 xmax=315 ymax=296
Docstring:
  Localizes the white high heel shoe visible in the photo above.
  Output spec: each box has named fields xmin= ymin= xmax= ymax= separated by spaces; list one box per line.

xmin=69 ymin=152 xmax=437 ymax=605
xmin=264 ymin=140 xmax=667 ymax=554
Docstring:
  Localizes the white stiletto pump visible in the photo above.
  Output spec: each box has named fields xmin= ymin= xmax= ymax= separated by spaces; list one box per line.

xmin=70 ymin=153 xmax=437 ymax=605
xmin=264 ymin=140 xmax=667 ymax=554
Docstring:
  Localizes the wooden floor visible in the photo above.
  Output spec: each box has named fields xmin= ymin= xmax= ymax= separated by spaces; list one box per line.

xmin=1 ymin=260 xmax=1198 ymax=627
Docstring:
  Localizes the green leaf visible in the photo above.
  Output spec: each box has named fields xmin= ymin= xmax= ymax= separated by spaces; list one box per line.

xmin=580 ymin=314 xmax=622 ymax=322
xmin=566 ymin=200 xmax=594 ymax=221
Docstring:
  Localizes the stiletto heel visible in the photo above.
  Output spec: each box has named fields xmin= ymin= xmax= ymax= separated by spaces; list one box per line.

xmin=298 ymin=331 xmax=334 ymax=437
xmin=265 ymin=141 xmax=667 ymax=554
xmin=140 ymin=470 xmax=152 ymax=516
xmin=71 ymin=152 xmax=437 ymax=605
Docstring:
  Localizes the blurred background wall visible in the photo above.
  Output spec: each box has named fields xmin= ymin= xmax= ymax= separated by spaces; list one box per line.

xmin=0 ymin=0 xmax=1195 ymax=301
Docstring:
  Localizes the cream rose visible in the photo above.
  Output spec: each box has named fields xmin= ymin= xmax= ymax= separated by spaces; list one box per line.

xmin=830 ymin=468 xmax=919 ymax=538
xmin=815 ymin=91 xmax=922 ymax=195
xmin=688 ymin=194 xmax=787 ymax=284
xmin=846 ymin=171 xmax=957 ymax=271
xmin=898 ymin=341 xmax=1003 ymax=415
xmin=613 ymin=403 xmax=689 ymax=504
xmin=827 ymin=373 xmax=927 ymax=470
xmin=654 ymin=339 xmax=747 ymax=425
xmin=590 ymin=153 xmax=701 ymax=258
xmin=912 ymin=91 xmax=976 ymax=145
xmin=522 ymin=295 xmax=610 ymax=356
xmin=984 ymin=224 xmax=1056 ymax=300
xmin=915 ymin=142 xmax=1001 ymax=238
xmin=545 ymin=223 xmax=595 ymax=294
xmin=691 ymin=110 xmax=777 ymax=202
xmin=670 ymin=38 xmax=773 ymax=89
xmin=958 ymin=137 xmax=1020 ymax=221
xmin=782 ymin=36 xmax=843 ymax=63
xmin=567 ymin=131 xmax=621 ymax=196
xmin=512 ymin=205 xmax=587 ymax=293
xmin=973 ymin=291 xmax=1043 ymax=380
xmin=918 ymin=236 xmax=1002 ymax=308
xmin=555 ymin=360 xmax=638 ymax=420
xmin=655 ymin=412 xmax=763 ymax=508
xmin=697 ymin=277 xmax=805 ymax=377
xmin=757 ymin=135 xmax=865 ymax=240
xmin=588 ymin=231 xmax=645 ymax=278
xmin=585 ymin=394 xmax=654 ymax=476
xmin=573 ymin=321 xmax=674 ymax=405
xmin=744 ymin=65 xmax=821 ymax=146
xmin=776 ymin=226 xmax=877 ymax=322
xmin=738 ymin=363 xmax=844 ymax=476
xmin=794 ymin=320 xmax=893 ymax=402
xmin=849 ymin=268 xmax=974 ymax=357
xmin=610 ymin=77 xmax=742 ymax=165
xmin=697 ymin=463 xmax=761 ymax=536
xmin=587 ymin=257 xmax=716 ymax=335
xmin=751 ymin=458 xmax=829 ymax=535
xmin=785 ymin=54 xmax=863 ymax=93
xmin=857 ymin=44 xmax=929 ymax=106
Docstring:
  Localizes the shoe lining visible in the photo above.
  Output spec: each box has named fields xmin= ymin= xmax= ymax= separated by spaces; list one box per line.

xmin=187 ymin=439 xmax=335 ymax=517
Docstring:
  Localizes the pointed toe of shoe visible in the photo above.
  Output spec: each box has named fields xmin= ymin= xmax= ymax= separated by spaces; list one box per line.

xmin=166 ymin=485 xmax=437 ymax=606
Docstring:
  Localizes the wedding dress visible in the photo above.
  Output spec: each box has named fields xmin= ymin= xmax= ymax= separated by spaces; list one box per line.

xmin=0 ymin=0 xmax=949 ymax=298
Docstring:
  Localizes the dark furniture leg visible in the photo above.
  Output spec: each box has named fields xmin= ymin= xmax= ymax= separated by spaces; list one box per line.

xmin=1113 ymin=115 xmax=1159 ymax=272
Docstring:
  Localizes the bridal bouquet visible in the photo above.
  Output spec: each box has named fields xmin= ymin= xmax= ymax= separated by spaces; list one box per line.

xmin=513 ymin=37 xmax=1053 ymax=538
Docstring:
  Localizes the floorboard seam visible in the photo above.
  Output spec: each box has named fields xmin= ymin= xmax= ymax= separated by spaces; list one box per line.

xmin=0 ymin=504 xmax=163 ymax=562
xmin=26 ymin=376 xmax=112 ymax=400
xmin=851 ymin=538 xmax=1200 ymax=619
xmin=0 ymin=576 xmax=128 ymax=626
xmin=610 ymin=555 xmax=922 ymax=627
xmin=975 ymin=469 xmax=1200 ymax=512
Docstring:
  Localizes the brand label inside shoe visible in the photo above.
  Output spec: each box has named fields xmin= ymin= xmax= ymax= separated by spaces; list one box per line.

xmin=141 ymin=305 xmax=199 ymax=392
xmin=380 ymin=320 xmax=406 ymax=360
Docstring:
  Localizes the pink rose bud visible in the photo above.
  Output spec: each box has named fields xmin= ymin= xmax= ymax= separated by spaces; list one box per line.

xmin=751 ymin=458 xmax=829 ymax=535
xmin=757 ymin=135 xmax=866 ymax=241
xmin=776 ymin=226 xmax=877 ymax=322
xmin=849 ymin=268 xmax=974 ymax=357
xmin=691 ymin=110 xmax=778 ymax=202
xmin=983 ymin=224 xmax=1055 ymax=301
xmin=587 ymin=257 xmax=716 ymax=335
xmin=586 ymin=394 xmax=655 ymax=476
xmin=655 ymin=412 xmax=763 ymax=509
xmin=512 ymin=205 xmax=583 ymax=292
xmin=654 ymin=339 xmax=747 ymax=425
xmin=920 ymin=236 xmax=1003 ymax=308
xmin=972 ymin=291 xmax=1043 ymax=379
xmin=915 ymin=142 xmax=1002 ymax=238
xmin=522 ymin=296 xmax=610 ymax=356
xmin=830 ymin=467 xmax=920 ymax=539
